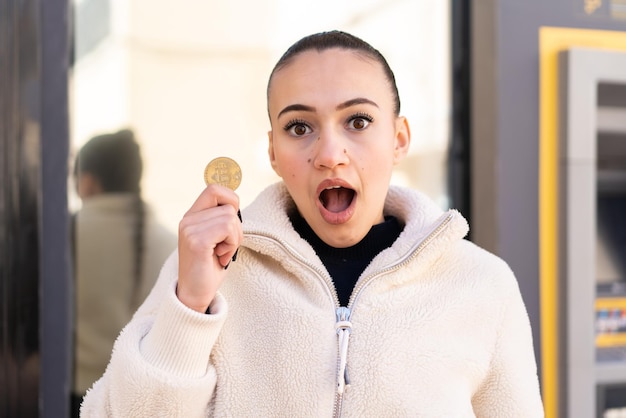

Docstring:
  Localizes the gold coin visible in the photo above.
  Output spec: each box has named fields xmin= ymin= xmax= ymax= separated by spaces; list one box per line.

xmin=204 ymin=157 xmax=242 ymax=191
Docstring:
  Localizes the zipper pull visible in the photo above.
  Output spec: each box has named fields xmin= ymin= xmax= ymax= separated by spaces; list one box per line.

xmin=335 ymin=307 xmax=352 ymax=395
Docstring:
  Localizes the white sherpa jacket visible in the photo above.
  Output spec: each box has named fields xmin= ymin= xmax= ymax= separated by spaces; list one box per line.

xmin=81 ymin=183 xmax=544 ymax=417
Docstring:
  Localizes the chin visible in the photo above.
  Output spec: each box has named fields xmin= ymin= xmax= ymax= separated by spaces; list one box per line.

xmin=321 ymin=227 xmax=366 ymax=249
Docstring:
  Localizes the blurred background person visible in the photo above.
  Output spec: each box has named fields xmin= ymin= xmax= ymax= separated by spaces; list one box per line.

xmin=70 ymin=129 xmax=177 ymax=417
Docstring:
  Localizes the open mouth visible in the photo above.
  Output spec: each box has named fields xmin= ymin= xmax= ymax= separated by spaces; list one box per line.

xmin=319 ymin=186 xmax=356 ymax=213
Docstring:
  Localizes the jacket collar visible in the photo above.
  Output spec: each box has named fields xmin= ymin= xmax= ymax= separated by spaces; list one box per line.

xmin=241 ymin=182 xmax=469 ymax=270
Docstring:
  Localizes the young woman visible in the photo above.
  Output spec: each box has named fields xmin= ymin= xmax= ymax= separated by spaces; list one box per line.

xmin=81 ymin=31 xmax=544 ymax=417
xmin=71 ymin=129 xmax=177 ymax=416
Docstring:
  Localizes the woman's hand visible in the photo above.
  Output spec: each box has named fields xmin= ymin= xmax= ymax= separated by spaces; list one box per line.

xmin=176 ymin=184 xmax=243 ymax=313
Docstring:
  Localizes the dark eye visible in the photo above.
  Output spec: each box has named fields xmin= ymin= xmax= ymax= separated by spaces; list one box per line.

xmin=351 ymin=118 xmax=368 ymax=130
xmin=284 ymin=120 xmax=312 ymax=137
xmin=348 ymin=113 xmax=373 ymax=131
xmin=293 ymin=124 xmax=309 ymax=136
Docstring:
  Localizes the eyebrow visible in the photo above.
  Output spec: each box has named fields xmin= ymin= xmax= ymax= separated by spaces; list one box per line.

xmin=276 ymin=97 xmax=379 ymax=119
xmin=337 ymin=97 xmax=379 ymax=111
xmin=277 ymin=104 xmax=315 ymax=119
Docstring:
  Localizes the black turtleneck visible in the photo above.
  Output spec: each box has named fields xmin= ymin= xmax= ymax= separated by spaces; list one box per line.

xmin=289 ymin=210 xmax=402 ymax=307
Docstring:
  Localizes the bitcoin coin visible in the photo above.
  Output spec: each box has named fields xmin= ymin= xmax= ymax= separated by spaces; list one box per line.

xmin=204 ymin=157 xmax=242 ymax=191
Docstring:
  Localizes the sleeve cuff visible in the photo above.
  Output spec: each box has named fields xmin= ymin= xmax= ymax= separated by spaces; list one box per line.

xmin=140 ymin=280 xmax=227 ymax=378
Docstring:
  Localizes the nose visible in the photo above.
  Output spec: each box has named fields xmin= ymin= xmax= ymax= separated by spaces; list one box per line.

xmin=313 ymin=129 xmax=349 ymax=170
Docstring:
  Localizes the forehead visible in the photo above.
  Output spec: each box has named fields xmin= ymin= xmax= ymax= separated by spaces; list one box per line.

xmin=268 ymin=49 xmax=391 ymax=112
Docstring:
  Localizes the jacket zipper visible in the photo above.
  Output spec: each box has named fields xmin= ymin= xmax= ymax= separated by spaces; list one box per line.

xmin=333 ymin=306 xmax=352 ymax=417
xmin=245 ymin=211 xmax=454 ymax=418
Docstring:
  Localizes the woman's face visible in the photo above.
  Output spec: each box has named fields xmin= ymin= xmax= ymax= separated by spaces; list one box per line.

xmin=268 ymin=48 xmax=410 ymax=248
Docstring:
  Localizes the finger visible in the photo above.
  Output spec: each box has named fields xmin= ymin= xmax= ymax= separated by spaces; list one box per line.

xmin=185 ymin=184 xmax=240 ymax=216
xmin=215 ymin=239 xmax=240 ymax=266
xmin=179 ymin=205 xmax=241 ymax=254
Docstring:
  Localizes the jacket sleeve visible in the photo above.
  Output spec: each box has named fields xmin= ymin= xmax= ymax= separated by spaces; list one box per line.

xmin=471 ymin=270 xmax=545 ymax=418
xmin=80 ymin=252 xmax=227 ymax=417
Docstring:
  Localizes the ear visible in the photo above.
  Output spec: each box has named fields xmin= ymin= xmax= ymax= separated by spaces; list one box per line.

xmin=392 ymin=116 xmax=411 ymax=164
xmin=267 ymin=130 xmax=282 ymax=177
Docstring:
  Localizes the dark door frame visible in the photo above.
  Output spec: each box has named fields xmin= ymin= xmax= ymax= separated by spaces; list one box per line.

xmin=449 ymin=0 xmax=472 ymax=238
xmin=0 ymin=0 xmax=72 ymax=416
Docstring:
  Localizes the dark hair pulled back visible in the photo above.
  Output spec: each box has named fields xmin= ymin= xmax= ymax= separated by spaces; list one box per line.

xmin=267 ymin=30 xmax=401 ymax=116
xmin=74 ymin=129 xmax=145 ymax=308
